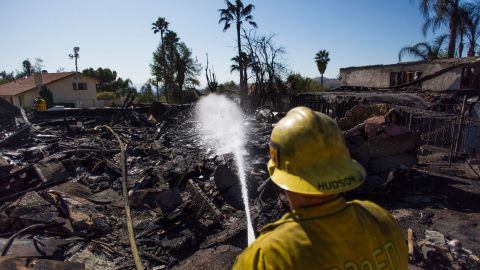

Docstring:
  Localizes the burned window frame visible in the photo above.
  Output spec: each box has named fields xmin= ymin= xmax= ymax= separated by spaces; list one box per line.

xmin=460 ymin=67 xmax=477 ymax=89
xmin=389 ymin=71 xmax=422 ymax=86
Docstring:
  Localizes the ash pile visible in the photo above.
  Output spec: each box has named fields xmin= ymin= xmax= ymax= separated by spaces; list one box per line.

xmin=0 ymin=104 xmax=283 ymax=269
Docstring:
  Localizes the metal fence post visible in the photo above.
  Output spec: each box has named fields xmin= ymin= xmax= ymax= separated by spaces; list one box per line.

xmin=454 ymin=96 xmax=468 ymax=154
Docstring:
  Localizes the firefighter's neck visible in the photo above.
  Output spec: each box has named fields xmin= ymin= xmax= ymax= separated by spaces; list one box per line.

xmin=285 ymin=190 xmax=340 ymax=210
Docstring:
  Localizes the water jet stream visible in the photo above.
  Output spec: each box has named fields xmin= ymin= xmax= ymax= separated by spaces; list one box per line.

xmin=195 ymin=94 xmax=255 ymax=244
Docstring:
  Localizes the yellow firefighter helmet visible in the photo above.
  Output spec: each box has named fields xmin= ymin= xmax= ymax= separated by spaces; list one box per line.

xmin=268 ymin=106 xmax=366 ymax=195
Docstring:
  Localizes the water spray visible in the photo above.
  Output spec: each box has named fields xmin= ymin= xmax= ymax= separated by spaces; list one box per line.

xmin=195 ymin=94 xmax=255 ymax=244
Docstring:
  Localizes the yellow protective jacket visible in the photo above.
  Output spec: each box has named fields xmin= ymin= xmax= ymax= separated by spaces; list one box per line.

xmin=37 ymin=99 xmax=46 ymax=111
xmin=34 ymin=99 xmax=47 ymax=111
xmin=233 ymin=197 xmax=408 ymax=270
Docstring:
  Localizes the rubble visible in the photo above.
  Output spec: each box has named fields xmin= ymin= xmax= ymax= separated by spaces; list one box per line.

xmin=0 ymin=105 xmax=277 ymax=269
xmin=0 ymin=97 xmax=21 ymax=125
xmin=0 ymin=102 xmax=478 ymax=269
xmin=409 ymin=229 xmax=480 ymax=269
xmin=341 ymin=104 xmax=420 ymax=192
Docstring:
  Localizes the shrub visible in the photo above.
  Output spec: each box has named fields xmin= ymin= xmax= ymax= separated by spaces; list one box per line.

xmin=182 ymin=89 xmax=199 ymax=103
xmin=97 ymin=91 xmax=117 ymax=100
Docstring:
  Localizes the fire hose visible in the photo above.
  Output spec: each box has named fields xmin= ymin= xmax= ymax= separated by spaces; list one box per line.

xmin=95 ymin=125 xmax=144 ymax=270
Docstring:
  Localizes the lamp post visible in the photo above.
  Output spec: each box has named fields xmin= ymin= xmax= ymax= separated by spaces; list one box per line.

xmin=69 ymin=47 xmax=80 ymax=108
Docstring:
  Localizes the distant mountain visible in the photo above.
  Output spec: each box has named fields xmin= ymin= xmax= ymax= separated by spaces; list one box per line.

xmin=312 ymin=77 xmax=344 ymax=89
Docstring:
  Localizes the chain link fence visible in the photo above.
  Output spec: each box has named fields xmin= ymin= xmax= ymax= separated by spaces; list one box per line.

xmin=293 ymin=93 xmax=480 ymax=159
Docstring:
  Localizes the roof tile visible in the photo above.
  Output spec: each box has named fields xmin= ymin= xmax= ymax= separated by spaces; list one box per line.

xmin=0 ymin=72 xmax=76 ymax=96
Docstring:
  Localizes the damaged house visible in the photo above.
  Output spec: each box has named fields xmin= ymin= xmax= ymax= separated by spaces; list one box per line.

xmin=339 ymin=56 xmax=480 ymax=92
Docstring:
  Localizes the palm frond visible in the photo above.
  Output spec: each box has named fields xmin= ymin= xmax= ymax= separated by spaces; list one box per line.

xmin=226 ymin=1 xmax=235 ymax=10
xmin=433 ymin=34 xmax=449 ymax=48
xmin=235 ymin=0 xmax=244 ymax=10
xmin=399 ymin=46 xmax=425 ymax=62
xmin=223 ymin=23 xmax=231 ymax=31
xmin=248 ymin=21 xmax=258 ymax=28
xmin=241 ymin=4 xmax=255 ymax=17
xmin=417 ymin=0 xmax=432 ymax=18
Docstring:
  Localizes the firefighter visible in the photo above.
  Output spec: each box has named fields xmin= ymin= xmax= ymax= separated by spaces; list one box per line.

xmin=233 ymin=107 xmax=408 ymax=270
xmin=33 ymin=96 xmax=46 ymax=112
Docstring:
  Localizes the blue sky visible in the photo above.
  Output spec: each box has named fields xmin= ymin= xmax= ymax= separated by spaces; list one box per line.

xmin=0 ymin=0 xmax=437 ymax=88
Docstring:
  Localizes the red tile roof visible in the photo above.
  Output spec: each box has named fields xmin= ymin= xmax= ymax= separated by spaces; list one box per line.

xmin=0 ymin=72 xmax=76 ymax=96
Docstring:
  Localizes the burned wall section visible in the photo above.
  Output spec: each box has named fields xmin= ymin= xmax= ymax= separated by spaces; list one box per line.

xmin=340 ymin=57 xmax=480 ymax=92
xmin=293 ymin=92 xmax=480 ymax=190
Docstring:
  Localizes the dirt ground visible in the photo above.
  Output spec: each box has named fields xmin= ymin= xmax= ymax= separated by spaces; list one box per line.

xmin=349 ymin=147 xmax=480 ymax=269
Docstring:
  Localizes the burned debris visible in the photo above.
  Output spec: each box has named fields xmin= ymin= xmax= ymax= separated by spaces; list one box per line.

xmin=0 ymin=90 xmax=479 ymax=269
xmin=0 ymin=103 xmax=278 ymax=269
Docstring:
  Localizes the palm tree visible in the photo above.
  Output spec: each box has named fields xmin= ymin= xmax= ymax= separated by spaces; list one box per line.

xmin=230 ymin=52 xmax=250 ymax=81
xmin=415 ymin=0 xmax=461 ymax=58
xmin=219 ymin=0 xmax=257 ymax=105
xmin=151 ymin=17 xmax=169 ymax=37
xmin=398 ymin=34 xmax=449 ymax=61
xmin=116 ymin=78 xmax=136 ymax=97
xmin=314 ymin=50 xmax=330 ymax=87
xmin=164 ymin=31 xmax=180 ymax=103
xmin=463 ymin=2 xmax=480 ymax=56
xmin=152 ymin=17 xmax=169 ymax=101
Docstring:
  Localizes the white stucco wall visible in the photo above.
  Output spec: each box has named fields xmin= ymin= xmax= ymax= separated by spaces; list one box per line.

xmin=1 ymin=74 xmax=99 ymax=110
xmin=1 ymin=89 xmax=37 ymax=109
xmin=46 ymin=74 xmax=98 ymax=108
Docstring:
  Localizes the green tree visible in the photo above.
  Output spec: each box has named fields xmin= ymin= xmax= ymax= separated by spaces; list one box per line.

xmin=0 ymin=71 xmax=15 ymax=85
xmin=138 ymin=80 xmax=156 ymax=103
xmin=314 ymin=50 xmax=330 ymax=87
xmin=33 ymin=58 xmax=44 ymax=72
xmin=82 ymin=67 xmax=133 ymax=97
xmin=217 ymin=80 xmax=238 ymax=93
xmin=164 ymin=30 xmax=179 ymax=102
xmin=22 ymin=59 xmax=33 ymax=76
xmin=413 ymin=0 xmax=461 ymax=58
xmin=175 ymin=42 xmax=202 ymax=102
xmin=112 ymin=78 xmax=137 ymax=97
xmin=398 ymin=34 xmax=449 ymax=61
xmin=151 ymin=31 xmax=201 ymax=104
xmin=82 ymin=67 xmax=118 ymax=89
xmin=219 ymin=0 xmax=257 ymax=106
xmin=287 ymin=73 xmax=324 ymax=93
xmin=151 ymin=17 xmax=169 ymax=101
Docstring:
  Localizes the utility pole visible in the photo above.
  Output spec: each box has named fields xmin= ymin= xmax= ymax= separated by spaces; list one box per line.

xmin=69 ymin=47 xmax=80 ymax=108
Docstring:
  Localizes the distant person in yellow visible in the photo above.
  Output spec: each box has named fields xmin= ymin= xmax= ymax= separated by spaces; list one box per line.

xmin=233 ymin=107 xmax=408 ymax=270
xmin=33 ymin=96 xmax=46 ymax=112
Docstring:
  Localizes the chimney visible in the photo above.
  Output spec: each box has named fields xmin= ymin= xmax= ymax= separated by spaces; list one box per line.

xmin=33 ymin=72 xmax=43 ymax=94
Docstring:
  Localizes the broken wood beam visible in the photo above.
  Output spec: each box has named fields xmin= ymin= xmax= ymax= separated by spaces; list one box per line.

xmin=408 ymin=228 xmax=414 ymax=256
xmin=185 ymin=179 xmax=223 ymax=222
xmin=0 ymin=125 xmax=31 ymax=147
